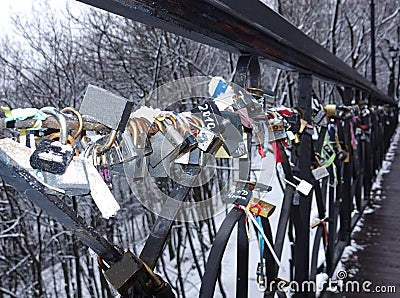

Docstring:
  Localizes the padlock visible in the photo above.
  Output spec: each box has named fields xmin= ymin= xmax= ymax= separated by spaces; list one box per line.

xmin=195 ymin=126 xmax=223 ymax=153
xmin=311 ymin=166 xmax=330 ymax=180
xmin=148 ymin=125 xmax=177 ymax=168
xmin=109 ymin=119 xmax=149 ymax=177
xmin=79 ymin=85 xmax=134 ymax=155
xmin=314 ymin=109 xmax=327 ymax=127
xmin=219 ymin=111 xmax=247 ymax=157
xmin=101 ymin=251 xmax=144 ymax=295
xmin=234 ymin=92 xmax=265 ymax=121
xmin=79 ymin=85 xmax=134 ymax=132
xmin=149 ymin=117 xmax=197 ymax=167
xmin=124 ymin=156 xmax=150 ymax=179
xmin=96 ymin=153 xmax=113 ymax=186
xmin=100 ymin=250 xmax=168 ymax=295
xmin=188 ymin=148 xmax=205 ymax=166
xmin=191 ymin=100 xmax=222 ymax=132
xmin=248 ymin=197 xmax=276 ymax=218
xmin=127 ymin=118 xmax=153 ymax=156
xmin=325 ymin=104 xmax=337 ymax=117
xmin=299 ymin=119 xmax=308 ymax=134
xmin=193 ymin=102 xmax=247 ymax=156
xmin=284 ymin=112 xmax=301 ymax=133
xmin=43 ymin=156 xmax=90 ymax=196
xmin=224 ymin=181 xmax=252 ymax=206
xmin=30 ymin=107 xmax=74 ymax=175
xmin=267 ymin=121 xmax=287 ymax=142
xmin=285 ymin=177 xmax=313 ymax=197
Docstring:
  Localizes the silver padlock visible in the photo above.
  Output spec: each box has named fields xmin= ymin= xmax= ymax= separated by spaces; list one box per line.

xmin=267 ymin=120 xmax=287 ymax=142
xmin=79 ymin=85 xmax=134 ymax=132
xmin=43 ymin=156 xmax=90 ymax=196
xmin=149 ymin=116 xmax=197 ymax=167
xmin=149 ymin=126 xmax=177 ymax=168
xmin=79 ymin=85 xmax=134 ymax=155
xmin=196 ymin=127 xmax=222 ymax=153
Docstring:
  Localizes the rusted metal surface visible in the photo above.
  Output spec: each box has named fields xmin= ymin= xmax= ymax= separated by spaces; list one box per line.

xmin=0 ymin=116 xmax=111 ymax=133
xmin=77 ymin=0 xmax=394 ymax=104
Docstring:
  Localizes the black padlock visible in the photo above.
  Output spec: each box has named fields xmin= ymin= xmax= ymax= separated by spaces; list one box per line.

xmin=29 ymin=107 xmax=74 ymax=175
xmin=219 ymin=111 xmax=247 ymax=157
xmin=191 ymin=100 xmax=222 ymax=132
xmin=30 ymin=139 xmax=74 ymax=175
xmin=285 ymin=113 xmax=301 ymax=133
xmin=224 ymin=182 xmax=252 ymax=206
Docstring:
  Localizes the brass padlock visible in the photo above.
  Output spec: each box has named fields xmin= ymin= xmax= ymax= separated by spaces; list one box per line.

xmin=101 ymin=251 xmax=144 ymax=295
xmin=325 ymin=104 xmax=337 ymax=117
xmin=294 ymin=133 xmax=301 ymax=144
xmin=248 ymin=197 xmax=276 ymax=218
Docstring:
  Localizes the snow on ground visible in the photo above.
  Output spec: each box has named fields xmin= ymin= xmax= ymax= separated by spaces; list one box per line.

xmin=41 ymin=125 xmax=400 ymax=298
xmin=326 ymin=125 xmax=400 ymax=294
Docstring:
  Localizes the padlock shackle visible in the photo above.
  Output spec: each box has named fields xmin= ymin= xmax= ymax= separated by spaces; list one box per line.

xmin=172 ymin=112 xmax=191 ymax=135
xmin=98 ymin=130 xmax=118 ymax=155
xmin=41 ymin=107 xmax=68 ymax=144
xmin=61 ymin=107 xmax=83 ymax=139
xmin=127 ymin=118 xmax=141 ymax=148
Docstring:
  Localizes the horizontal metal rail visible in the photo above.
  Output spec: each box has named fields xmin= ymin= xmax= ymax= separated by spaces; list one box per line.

xmin=77 ymin=0 xmax=395 ymax=104
xmin=0 ymin=146 xmax=123 ymax=264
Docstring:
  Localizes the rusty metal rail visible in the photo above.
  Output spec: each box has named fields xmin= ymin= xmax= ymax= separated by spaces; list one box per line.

xmin=77 ymin=0 xmax=395 ymax=105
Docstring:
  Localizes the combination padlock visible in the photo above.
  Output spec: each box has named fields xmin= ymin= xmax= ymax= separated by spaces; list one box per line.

xmin=30 ymin=107 xmax=74 ymax=175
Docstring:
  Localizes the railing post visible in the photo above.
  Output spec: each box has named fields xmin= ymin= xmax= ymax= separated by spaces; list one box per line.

xmin=340 ymin=87 xmax=353 ymax=240
xmin=293 ymin=73 xmax=313 ymax=298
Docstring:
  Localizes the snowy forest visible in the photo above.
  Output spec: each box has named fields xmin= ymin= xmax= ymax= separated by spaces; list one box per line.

xmin=0 ymin=0 xmax=399 ymax=297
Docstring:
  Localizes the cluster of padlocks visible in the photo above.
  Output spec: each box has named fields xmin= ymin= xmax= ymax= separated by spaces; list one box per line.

xmin=1 ymin=76 xmax=398 ymax=294
xmin=1 ymin=78 xmax=393 ymax=222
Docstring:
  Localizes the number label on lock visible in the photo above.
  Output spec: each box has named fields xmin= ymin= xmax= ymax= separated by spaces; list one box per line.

xmin=226 ymin=188 xmax=252 ymax=206
xmin=225 ymin=182 xmax=253 ymax=206
xmin=192 ymin=100 xmax=221 ymax=132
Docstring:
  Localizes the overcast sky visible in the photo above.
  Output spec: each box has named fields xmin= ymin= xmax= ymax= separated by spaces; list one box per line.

xmin=0 ymin=0 xmax=86 ymax=34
